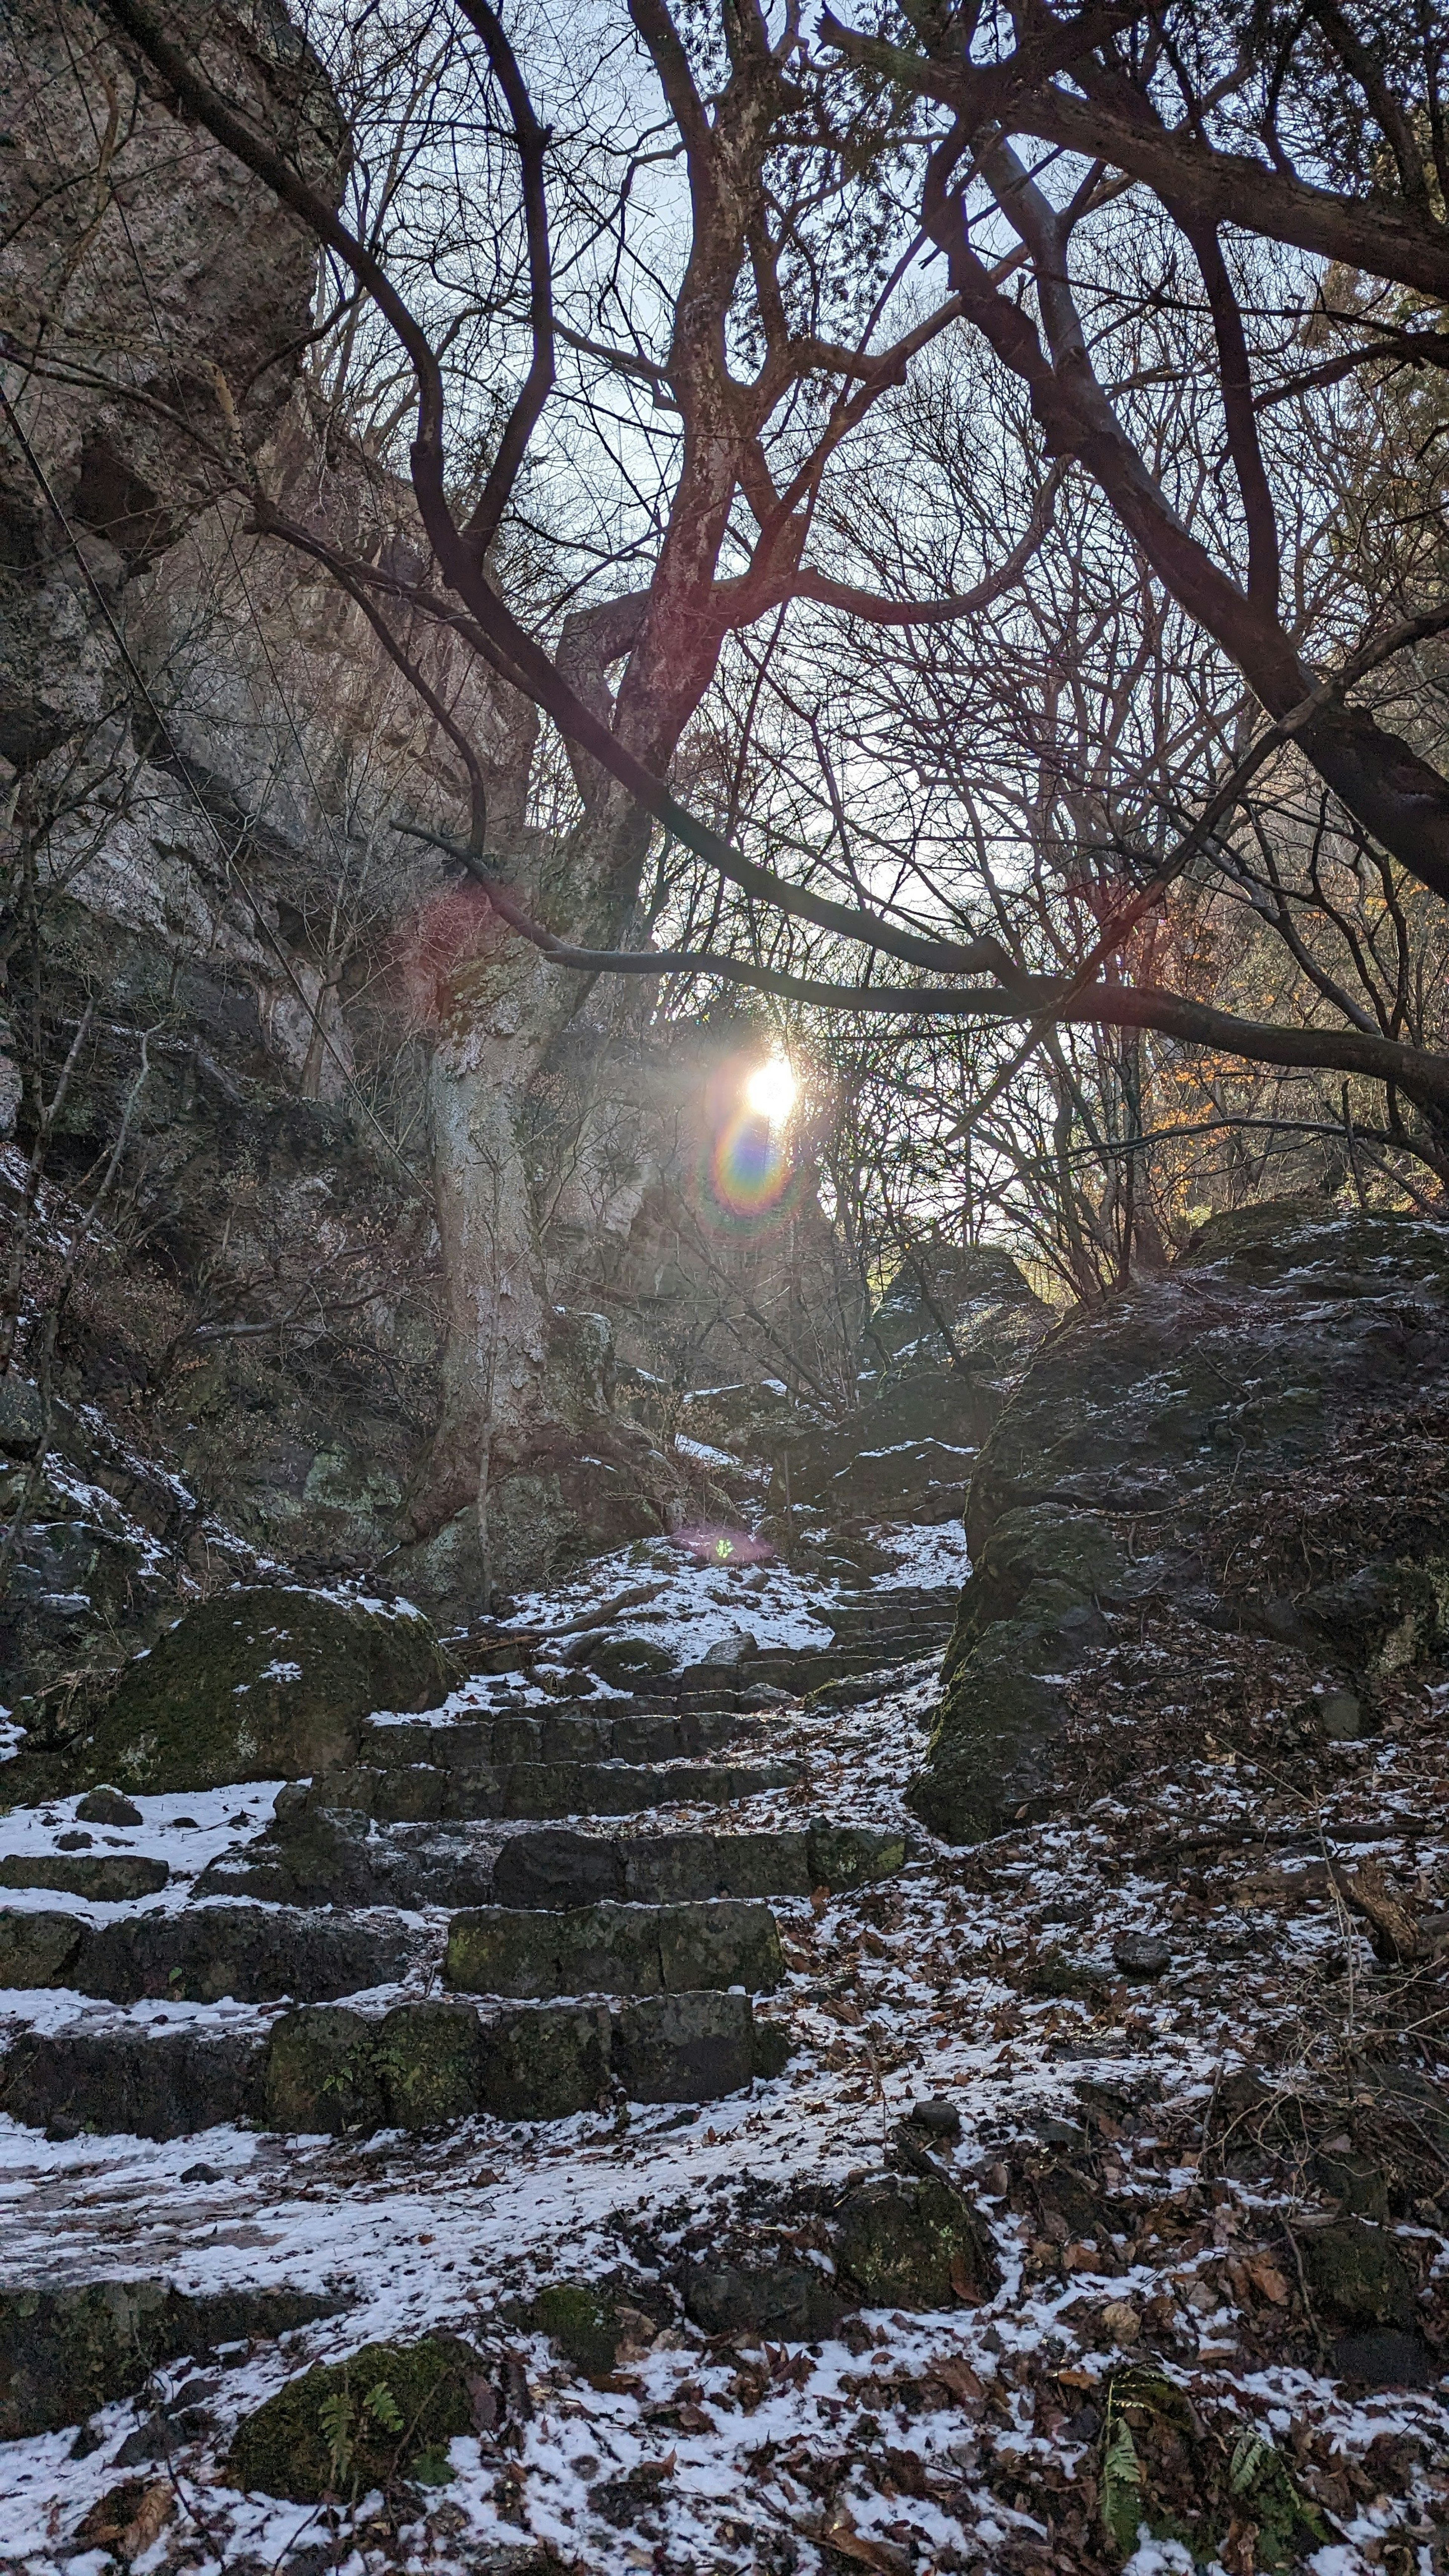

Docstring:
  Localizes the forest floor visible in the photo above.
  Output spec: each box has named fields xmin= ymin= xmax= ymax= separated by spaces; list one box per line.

xmin=2 ymin=1518 xmax=1449 ymax=2576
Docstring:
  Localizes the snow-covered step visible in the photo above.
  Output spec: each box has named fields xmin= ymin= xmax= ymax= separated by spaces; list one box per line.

xmin=443 ymin=1897 xmax=783 ymax=1999
xmin=359 ymin=1706 xmax=767 ymax=1766
xmin=308 ymin=1755 xmax=800 ymax=1824
xmin=0 ymin=1899 xmax=418 ymax=2003
xmin=0 ymin=1990 xmax=789 ymax=2139
xmin=196 ymin=1810 xmax=908 ymax=1911
xmin=491 ymin=1821 xmax=908 ymax=1909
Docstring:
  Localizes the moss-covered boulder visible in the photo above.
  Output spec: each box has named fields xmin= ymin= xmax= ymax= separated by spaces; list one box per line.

xmin=0 ymin=2279 xmax=340 ymax=2440
xmin=586 ymin=1634 xmax=675 ymax=1687
xmin=1301 ymin=2219 xmax=1415 ymax=2330
xmin=226 ymin=2334 xmax=479 ymax=2502
xmin=10 ymin=1588 xmax=456 ymax=1797
xmin=525 ymin=2283 xmax=629 ymax=2376
xmin=835 ymin=2175 xmax=998 ymax=2310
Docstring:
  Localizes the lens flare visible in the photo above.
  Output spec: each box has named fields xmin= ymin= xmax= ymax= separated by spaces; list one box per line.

xmin=743 ymin=1055 xmax=796 ymax=1123
xmin=711 ymin=1110 xmax=792 ymax=1215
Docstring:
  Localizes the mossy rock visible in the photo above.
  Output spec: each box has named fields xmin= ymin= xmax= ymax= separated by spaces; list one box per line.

xmin=373 ymin=2002 xmax=483 ymax=2128
xmin=264 ymin=2006 xmax=385 ymax=2134
xmin=478 ymin=2004 xmax=610 ymax=2121
xmin=0 ymin=1854 xmax=169 ymax=1901
xmin=943 ymin=1505 xmax=1125 ymax=1676
xmin=18 ymin=1588 xmax=456 ymax=1796
xmin=835 ymin=2174 xmax=998 ymax=2310
xmin=804 ymin=1821 xmax=908 ymax=1891
xmin=226 ymin=2334 xmax=479 ymax=2502
xmin=1301 ymin=2219 xmax=1414 ymax=2330
xmin=0 ymin=2279 xmax=340 ymax=2440
xmin=525 ymin=2282 xmax=627 ymax=2376
xmin=586 ymin=1634 xmax=675 ymax=1687
xmin=909 ymin=1615 xmax=1081 ymax=1844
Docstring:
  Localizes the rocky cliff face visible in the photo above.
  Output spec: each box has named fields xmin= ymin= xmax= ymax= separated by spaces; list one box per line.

xmin=915 ymin=1200 xmax=1449 ymax=1839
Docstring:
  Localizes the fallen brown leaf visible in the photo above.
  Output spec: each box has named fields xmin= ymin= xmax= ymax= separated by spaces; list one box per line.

xmin=1244 ymin=2251 xmax=1292 ymax=2307
xmin=820 ymin=2501 xmax=914 ymax=2573
xmin=926 ymin=2350 xmax=984 ymax=2404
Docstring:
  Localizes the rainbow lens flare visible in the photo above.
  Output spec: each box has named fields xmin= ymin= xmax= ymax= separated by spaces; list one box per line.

xmin=711 ymin=1111 xmax=792 ymax=1215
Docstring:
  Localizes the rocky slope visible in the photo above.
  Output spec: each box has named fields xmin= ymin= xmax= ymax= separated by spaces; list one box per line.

xmin=2 ymin=1207 xmax=1448 ymax=2573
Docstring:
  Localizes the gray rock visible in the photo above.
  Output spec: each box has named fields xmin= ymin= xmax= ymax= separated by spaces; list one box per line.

xmin=1113 ymin=1933 xmax=1172 ymax=1979
xmin=11 ymin=1589 xmax=457 ymax=1800
xmin=0 ymin=1375 xmax=45 ymax=1458
xmin=74 ymin=1787 xmax=143 ymax=1827
xmin=0 ymin=2028 xmax=266 ymax=2139
xmin=1330 ymin=2328 xmax=1438 ymax=2388
xmin=703 ymin=1625 xmax=758 ymax=1667
xmin=75 ymin=1903 xmax=416 ymax=2005
xmin=683 ymin=2261 xmax=841 ymax=2341
xmin=445 ymin=1899 xmax=782 ymax=2000
xmin=612 ymin=1992 xmax=757 ymax=2103
xmin=0 ymin=1855 xmax=168 ymax=1901
xmin=914 ymin=1208 xmax=1449 ymax=1838
xmin=0 ymin=1907 xmax=87 ymax=1988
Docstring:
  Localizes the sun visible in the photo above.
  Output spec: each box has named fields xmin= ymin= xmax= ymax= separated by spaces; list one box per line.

xmin=743 ymin=1055 xmax=796 ymax=1123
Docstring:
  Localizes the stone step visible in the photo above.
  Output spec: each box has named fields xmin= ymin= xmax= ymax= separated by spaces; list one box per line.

xmin=491 ymin=1820 xmax=908 ymax=1910
xmin=827 ymin=1613 xmax=955 ymax=1644
xmin=0 ymin=1901 xmax=418 ymax=2005
xmin=444 ymin=1898 xmax=782 ymax=1999
xmin=0 ymin=2279 xmax=348 ymax=2443
xmin=359 ymin=1707 xmax=764 ymax=1766
xmin=197 ymin=1809 xmax=908 ymax=1912
xmin=0 ymin=1990 xmax=789 ymax=2141
xmin=0 ymin=1854 xmax=171 ymax=1902
xmin=308 ymin=1756 xmax=799 ymax=1825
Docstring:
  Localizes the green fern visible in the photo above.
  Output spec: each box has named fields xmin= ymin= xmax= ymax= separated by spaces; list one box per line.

xmin=318 ymin=2387 xmax=354 ymax=2488
xmin=1230 ymin=2427 xmax=1277 ymax=2496
xmin=1101 ymin=2416 xmax=1144 ymax=2558
xmin=363 ymin=2382 xmax=403 ymax=2434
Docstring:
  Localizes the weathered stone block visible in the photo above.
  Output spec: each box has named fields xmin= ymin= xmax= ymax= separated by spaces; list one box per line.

xmin=76 ymin=1903 xmax=415 ymax=2007
xmin=492 ymin=1829 xmax=623 ymax=1910
xmin=227 ymin=2333 xmax=479 ymax=2502
xmin=0 ymin=2279 xmax=341 ymax=2439
xmin=0 ymin=2029 xmax=265 ymax=2139
xmin=805 ymin=1822 xmax=908 ymax=1892
xmin=658 ymin=1900 xmax=782 ymax=1994
xmin=0 ymin=1854 xmax=168 ymax=1901
xmin=478 ymin=2004 xmax=610 ymax=2121
xmin=374 ymin=2001 xmax=483 ymax=2129
xmin=0 ymin=1906 xmax=87 ymax=1988
xmin=612 ymin=1991 xmax=756 ymax=2102
xmin=264 ymin=2006 xmax=383 ymax=2134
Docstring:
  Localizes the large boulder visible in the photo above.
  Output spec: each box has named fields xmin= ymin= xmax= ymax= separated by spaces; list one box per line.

xmin=5 ymin=1587 xmax=455 ymax=1797
xmin=914 ymin=1205 xmax=1449 ymax=1840
xmin=769 ymin=1245 xmax=1050 ymax=1537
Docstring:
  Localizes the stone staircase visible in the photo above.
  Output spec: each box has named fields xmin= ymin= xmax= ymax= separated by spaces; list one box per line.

xmin=0 ymin=1609 xmax=936 ymax=2154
